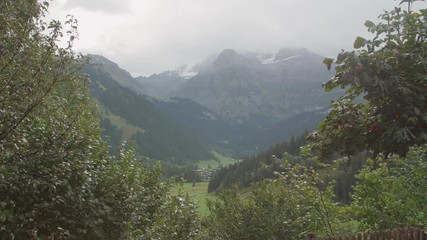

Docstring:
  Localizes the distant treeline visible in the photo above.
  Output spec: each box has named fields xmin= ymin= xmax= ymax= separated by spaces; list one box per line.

xmin=208 ymin=132 xmax=307 ymax=193
xmin=162 ymin=163 xmax=203 ymax=182
xmin=208 ymin=131 xmax=368 ymax=203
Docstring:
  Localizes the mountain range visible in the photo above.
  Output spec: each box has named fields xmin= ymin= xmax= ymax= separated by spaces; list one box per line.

xmin=84 ymin=48 xmax=340 ymax=164
xmin=138 ymin=48 xmax=335 ymax=122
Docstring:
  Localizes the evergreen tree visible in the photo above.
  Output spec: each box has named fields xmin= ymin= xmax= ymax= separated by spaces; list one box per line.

xmin=208 ymin=132 xmax=308 ymax=192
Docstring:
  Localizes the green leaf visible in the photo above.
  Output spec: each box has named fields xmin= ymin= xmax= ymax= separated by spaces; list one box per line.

xmin=323 ymin=58 xmax=334 ymax=71
xmin=323 ymin=81 xmax=335 ymax=92
xmin=354 ymin=36 xmax=366 ymax=49
xmin=364 ymin=20 xmax=375 ymax=28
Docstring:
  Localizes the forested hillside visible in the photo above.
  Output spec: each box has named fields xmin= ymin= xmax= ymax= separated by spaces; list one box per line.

xmin=207 ymin=131 xmax=368 ymax=203
xmin=208 ymin=133 xmax=308 ymax=192
xmin=86 ymin=63 xmax=214 ymax=163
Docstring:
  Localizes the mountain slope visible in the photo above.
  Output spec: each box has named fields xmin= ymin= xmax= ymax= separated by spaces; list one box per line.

xmin=84 ymin=51 xmax=337 ymax=160
xmin=136 ymin=70 xmax=188 ymax=98
xmin=85 ymin=61 xmax=214 ymax=164
xmin=151 ymin=97 xmax=258 ymax=156
xmin=173 ymin=48 xmax=336 ymax=121
xmin=87 ymin=54 xmax=146 ymax=94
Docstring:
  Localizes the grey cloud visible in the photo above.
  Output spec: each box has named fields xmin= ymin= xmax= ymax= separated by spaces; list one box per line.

xmin=64 ymin=0 xmax=131 ymax=14
xmin=59 ymin=0 xmax=426 ymax=76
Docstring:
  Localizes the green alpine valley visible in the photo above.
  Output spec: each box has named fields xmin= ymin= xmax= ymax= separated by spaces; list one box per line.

xmin=1 ymin=0 xmax=426 ymax=239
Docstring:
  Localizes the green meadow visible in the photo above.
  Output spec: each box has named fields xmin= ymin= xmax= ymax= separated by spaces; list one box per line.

xmin=171 ymin=182 xmax=217 ymax=215
xmin=197 ymin=151 xmax=240 ymax=169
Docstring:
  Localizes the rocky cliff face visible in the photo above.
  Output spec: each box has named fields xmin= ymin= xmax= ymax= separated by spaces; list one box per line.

xmin=173 ymin=48 xmax=336 ymax=121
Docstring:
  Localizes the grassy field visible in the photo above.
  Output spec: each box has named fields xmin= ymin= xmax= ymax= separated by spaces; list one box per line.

xmin=97 ymin=103 xmax=144 ymax=140
xmin=197 ymin=151 xmax=240 ymax=169
xmin=171 ymin=182 xmax=217 ymax=215
xmin=171 ymin=181 xmax=255 ymax=216
xmin=107 ymin=113 xmax=144 ymax=140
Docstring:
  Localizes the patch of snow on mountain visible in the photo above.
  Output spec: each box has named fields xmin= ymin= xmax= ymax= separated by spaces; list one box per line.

xmin=259 ymin=54 xmax=276 ymax=64
xmin=177 ymin=64 xmax=199 ymax=79
xmin=259 ymin=54 xmax=301 ymax=64
xmin=279 ymin=55 xmax=300 ymax=62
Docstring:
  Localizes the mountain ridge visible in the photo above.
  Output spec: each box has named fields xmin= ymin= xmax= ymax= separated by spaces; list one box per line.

xmin=84 ymin=48 xmax=338 ymax=162
xmin=172 ymin=48 xmax=336 ymax=120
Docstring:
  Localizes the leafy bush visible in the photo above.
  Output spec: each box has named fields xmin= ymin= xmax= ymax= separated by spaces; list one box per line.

xmin=313 ymin=6 xmax=427 ymax=159
xmin=351 ymin=145 xmax=427 ymax=230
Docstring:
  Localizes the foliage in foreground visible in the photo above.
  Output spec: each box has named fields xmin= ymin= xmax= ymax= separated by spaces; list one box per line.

xmin=203 ymin=3 xmax=427 ymax=239
xmin=147 ymin=194 xmax=202 ymax=240
xmin=89 ymin=147 xmax=168 ymax=239
xmin=0 ymin=1 xmax=197 ymax=239
xmin=351 ymin=145 xmax=427 ymax=230
xmin=203 ymin=144 xmax=427 ymax=239
xmin=0 ymin=0 xmax=105 ymax=238
xmin=313 ymin=6 xmax=427 ymax=159
xmin=205 ymin=153 xmax=352 ymax=240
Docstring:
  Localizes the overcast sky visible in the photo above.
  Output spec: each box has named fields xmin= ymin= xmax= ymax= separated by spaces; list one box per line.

xmin=48 ymin=0 xmax=425 ymax=77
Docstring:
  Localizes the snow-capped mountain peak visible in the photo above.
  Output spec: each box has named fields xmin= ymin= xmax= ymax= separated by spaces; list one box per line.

xmin=176 ymin=64 xmax=198 ymax=79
